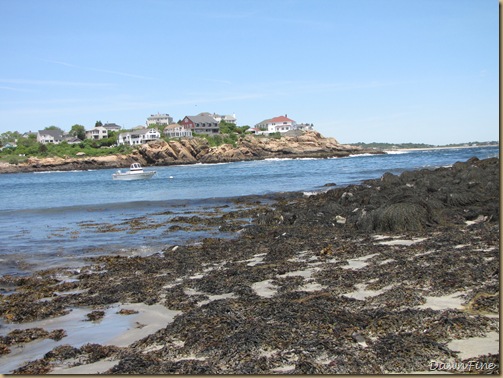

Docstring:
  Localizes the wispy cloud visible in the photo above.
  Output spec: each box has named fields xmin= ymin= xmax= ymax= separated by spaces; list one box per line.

xmin=0 ymin=78 xmax=113 ymax=88
xmin=0 ymin=85 xmax=36 ymax=92
xmin=43 ymin=60 xmax=154 ymax=80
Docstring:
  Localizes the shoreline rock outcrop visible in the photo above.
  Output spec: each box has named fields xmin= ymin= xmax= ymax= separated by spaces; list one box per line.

xmin=0 ymin=132 xmax=382 ymax=174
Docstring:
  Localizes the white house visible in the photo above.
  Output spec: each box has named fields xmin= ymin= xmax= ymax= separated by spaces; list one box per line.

xmin=102 ymin=123 xmax=122 ymax=131
xmin=0 ymin=142 xmax=17 ymax=151
xmin=147 ymin=113 xmax=173 ymax=126
xmin=163 ymin=124 xmax=193 ymax=138
xmin=117 ymin=128 xmax=161 ymax=145
xmin=296 ymin=123 xmax=315 ymax=132
xmin=85 ymin=126 xmax=108 ymax=140
xmin=210 ymin=113 xmax=237 ymax=124
xmin=37 ymin=130 xmax=81 ymax=144
xmin=254 ymin=115 xmax=296 ymax=135
xmin=37 ymin=130 xmax=65 ymax=144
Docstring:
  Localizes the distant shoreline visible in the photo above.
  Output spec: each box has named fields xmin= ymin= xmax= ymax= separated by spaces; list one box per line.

xmin=383 ymin=144 xmax=499 ymax=152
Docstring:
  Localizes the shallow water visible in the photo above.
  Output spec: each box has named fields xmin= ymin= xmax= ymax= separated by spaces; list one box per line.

xmin=0 ymin=146 xmax=498 ymax=277
xmin=0 ymin=303 xmax=181 ymax=374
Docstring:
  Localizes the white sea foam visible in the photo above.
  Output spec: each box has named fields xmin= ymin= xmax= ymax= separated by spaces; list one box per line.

xmin=33 ymin=170 xmax=86 ymax=174
xmin=382 ymin=150 xmax=408 ymax=154
xmin=345 ymin=153 xmax=376 ymax=158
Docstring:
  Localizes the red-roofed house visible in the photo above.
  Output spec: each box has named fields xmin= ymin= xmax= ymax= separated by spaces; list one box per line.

xmin=254 ymin=115 xmax=296 ymax=135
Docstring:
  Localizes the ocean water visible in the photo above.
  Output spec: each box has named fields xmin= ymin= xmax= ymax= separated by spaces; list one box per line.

xmin=0 ymin=146 xmax=498 ymax=277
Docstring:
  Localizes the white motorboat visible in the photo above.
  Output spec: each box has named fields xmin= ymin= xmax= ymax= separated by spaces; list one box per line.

xmin=112 ymin=163 xmax=156 ymax=180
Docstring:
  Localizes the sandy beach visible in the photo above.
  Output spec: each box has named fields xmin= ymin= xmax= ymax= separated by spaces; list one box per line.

xmin=0 ymin=156 xmax=499 ymax=374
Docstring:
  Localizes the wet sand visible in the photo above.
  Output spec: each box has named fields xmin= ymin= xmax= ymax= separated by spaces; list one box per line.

xmin=0 ymin=157 xmax=499 ymax=374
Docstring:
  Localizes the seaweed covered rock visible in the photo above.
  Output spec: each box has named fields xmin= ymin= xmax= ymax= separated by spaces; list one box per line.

xmin=286 ymin=156 xmax=500 ymax=233
xmin=356 ymin=198 xmax=439 ymax=232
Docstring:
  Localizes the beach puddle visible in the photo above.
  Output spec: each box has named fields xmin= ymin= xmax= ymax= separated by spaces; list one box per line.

xmin=50 ymin=359 xmax=118 ymax=374
xmin=447 ymin=331 xmax=500 ymax=360
xmin=0 ymin=303 xmax=181 ymax=374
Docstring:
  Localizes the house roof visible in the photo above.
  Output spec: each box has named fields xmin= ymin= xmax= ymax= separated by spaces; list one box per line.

xmin=102 ymin=123 xmax=121 ymax=129
xmin=185 ymin=115 xmax=219 ymax=124
xmin=137 ymin=127 xmax=159 ymax=135
xmin=120 ymin=127 xmax=159 ymax=136
xmin=270 ymin=115 xmax=295 ymax=123
xmin=256 ymin=115 xmax=295 ymax=126
xmin=87 ymin=126 xmax=107 ymax=132
xmin=165 ymin=123 xmax=186 ymax=130
xmin=148 ymin=113 xmax=170 ymax=118
xmin=256 ymin=118 xmax=272 ymax=125
xmin=197 ymin=112 xmax=236 ymax=122
xmin=38 ymin=129 xmax=63 ymax=138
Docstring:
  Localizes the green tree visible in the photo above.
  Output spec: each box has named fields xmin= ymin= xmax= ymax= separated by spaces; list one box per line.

xmin=70 ymin=124 xmax=86 ymax=140
xmin=219 ymin=121 xmax=237 ymax=134
xmin=38 ymin=143 xmax=48 ymax=155
xmin=95 ymin=121 xmax=103 ymax=127
xmin=269 ymin=132 xmax=282 ymax=139
xmin=0 ymin=131 xmax=22 ymax=145
xmin=8 ymin=156 xmax=19 ymax=165
xmin=18 ymin=133 xmax=37 ymax=147
xmin=237 ymin=125 xmax=250 ymax=134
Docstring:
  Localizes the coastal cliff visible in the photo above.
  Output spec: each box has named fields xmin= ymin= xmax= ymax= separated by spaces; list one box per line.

xmin=138 ymin=131 xmax=376 ymax=165
xmin=0 ymin=131 xmax=380 ymax=173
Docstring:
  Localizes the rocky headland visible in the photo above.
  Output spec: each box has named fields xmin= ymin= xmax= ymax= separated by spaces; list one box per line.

xmin=0 ymin=132 xmax=381 ymax=174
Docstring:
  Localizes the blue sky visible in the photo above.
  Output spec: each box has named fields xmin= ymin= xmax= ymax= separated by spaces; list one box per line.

xmin=0 ymin=0 xmax=498 ymax=144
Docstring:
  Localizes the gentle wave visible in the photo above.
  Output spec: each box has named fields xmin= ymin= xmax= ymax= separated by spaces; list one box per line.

xmin=172 ymin=162 xmax=231 ymax=167
xmin=344 ymin=153 xmax=377 ymax=158
xmin=263 ymin=157 xmax=318 ymax=161
xmin=33 ymin=169 xmax=88 ymax=174
xmin=382 ymin=150 xmax=408 ymax=155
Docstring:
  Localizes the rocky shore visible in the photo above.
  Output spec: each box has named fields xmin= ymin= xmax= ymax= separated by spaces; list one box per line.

xmin=0 ymin=157 xmax=499 ymax=374
xmin=0 ymin=131 xmax=381 ymax=174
